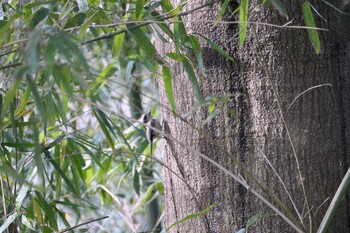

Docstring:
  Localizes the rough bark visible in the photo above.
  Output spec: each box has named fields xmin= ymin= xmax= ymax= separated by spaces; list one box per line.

xmin=158 ymin=1 xmax=350 ymax=232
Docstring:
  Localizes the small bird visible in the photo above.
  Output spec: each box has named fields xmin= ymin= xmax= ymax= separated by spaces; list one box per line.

xmin=142 ymin=112 xmax=162 ymax=164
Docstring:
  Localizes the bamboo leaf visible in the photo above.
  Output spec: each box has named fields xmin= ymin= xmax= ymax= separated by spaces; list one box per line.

xmin=183 ymin=57 xmax=204 ymax=102
xmin=93 ymin=109 xmax=116 ymax=150
xmin=26 ymin=31 xmax=41 ymax=73
xmin=128 ymin=83 xmax=143 ymax=119
xmin=64 ymin=13 xmax=86 ymax=29
xmin=246 ymin=212 xmax=263 ymax=229
xmin=34 ymin=191 xmax=58 ymax=230
xmin=26 ymin=75 xmax=47 ymax=130
xmin=302 ymin=1 xmax=320 ymax=54
xmin=127 ymin=23 xmax=156 ymax=58
xmin=239 ymin=0 xmax=249 ymax=47
xmin=139 ymin=181 xmax=162 ymax=206
xmin=43 ymin=150 xmax=79 ymax=196
xmin=213 ymin=0 xmax=231 ymax=28
xmin=160 ymin=0 xmax=174 ymax=12
xmin=72 ymin=138 xmax=105 ymax=170
xmin=162 ymin=66 xmax=176 ymax=112
xmin=196 ymin=34 xmax=234 ymax=61
xmin=0 ymin=212 xmax=18 ymax=233
xmin=270 ymin=0 xmax=288 ymax=19
xmin=189 ymin=35 xmax=204 ymax=74
xmin=0 ymin=165 xmax=29 ymax=185
xmin=112 ymin=26 xmax=125 ymax=57
xmin=28 ymin=7 xmax=49 ymax=29
xmin=166 ymin=203 xmax=217 ymax=231
xmin=1 ymin=67 xmax=26 ymax=121
xmin=133 ymin=168 xmax=140 ymax=195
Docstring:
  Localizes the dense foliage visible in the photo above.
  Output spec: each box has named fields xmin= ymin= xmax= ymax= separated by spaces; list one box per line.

xmin=0 ymin=0 xmax=329 ymax=232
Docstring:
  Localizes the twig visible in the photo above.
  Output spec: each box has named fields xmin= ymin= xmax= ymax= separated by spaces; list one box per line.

xmin=252 ymin=25 xmax=312 ymax=230
xmin=58 ymin=215 xmax=109 ymax=233
xmin=287 ymin=84 xmax=332 ymax=110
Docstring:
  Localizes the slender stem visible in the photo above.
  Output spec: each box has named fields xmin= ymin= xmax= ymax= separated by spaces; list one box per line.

xmin=252 ymin=25 xmax=312 ymax=230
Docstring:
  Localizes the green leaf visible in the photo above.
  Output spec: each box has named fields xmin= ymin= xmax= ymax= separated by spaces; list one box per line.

xmin=270 ymin=0 xmax=288 ymax=19
xmin=15 ymin=87 xmax=31 ymax=116
xmin=28 ymin=7 xmax=49 ymax=29
xmin=173 ymin=16 xmax=187 ymax=55
xmin=0 ymin=12 xmax=22 ymax=44
xmin=16 ymin=185 xmax=30 ymax=209
xmin=139 ymin=181 xmax=162 ymax=206
xmin=34 ymin=191 xmax=58 ymax=230
xmin=0 ymin=212 xmax=18 ymax=233
xmin=183 ymin=57 xmax=204 ymax=102
xmin=127 ymin=24 xmax=156 ymax=58
xmin=1 ymin=67 xmax=26 ymax=123
xmin=160 ymin=0 xmax=174 ymax=13
xmin=239 ymin=0 xmax=249 ymax=47
xmin=2 ymin=142 xmax=35 ymax=148
xmin=26 ymin=75 xmax=48 ymax=128
xmin=162 ymin=66 xmax=176 ymax=112
xmin=86 ymin=63 xmax=117 ymax=96
xmin=196 ymin=34 xmax=234 ymax=61
xmin=128 ymin=83 xmax=143 ymax=119
xmin=72 ymin=139 xmax=105 ymax=170
xmin=302 ymin=1 xmax=320 ymax=54
xmin=213 ymin=0 xmax=231 ymax=28
xmin=0 ymin=165 xmax=29 ymax=185
xmin=189 ymin=35 xmax=204 ymax=74
xmin=43 ymin=150 xmax=79 ymax=196
xmin=246 ymin=212 xmax=263 ymax=229
xmin=166 ymin=203 xmax=217 ymax=231
xmin=112 ymin=26 xmax=125 ymax=57
xmin=135 ymin=0 xmax=145 ymax=19
xmin=133 ymin=168 xmax=140 ymax=195
xmin=93 ymin=109 xmax=116 ymax=150
xmin=166 ymin=52 xmax=185 ymax=62
xmin=26 ymin=31 xmax=41 ymax=73
xmin=64 ymin=12 xmax=86 ymax=29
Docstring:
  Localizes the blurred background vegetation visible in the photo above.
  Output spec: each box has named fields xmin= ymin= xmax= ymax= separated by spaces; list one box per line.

xmin=0 ymin=0 xmax=171 ymax=232
xmin=0 ymin=0 xmax=327 ymax=232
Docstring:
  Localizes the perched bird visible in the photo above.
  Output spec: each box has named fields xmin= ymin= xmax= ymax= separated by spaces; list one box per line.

xmin=142 ymin=112 xmax=162 ymax=164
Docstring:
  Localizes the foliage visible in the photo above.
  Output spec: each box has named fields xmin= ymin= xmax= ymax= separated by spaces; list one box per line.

xmin=0 ymin=0 xmax=343 ymax=232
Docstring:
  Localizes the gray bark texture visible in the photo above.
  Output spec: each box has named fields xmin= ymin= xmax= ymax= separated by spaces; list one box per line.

xmin=158 ymin=0 xmax=350 ymax=232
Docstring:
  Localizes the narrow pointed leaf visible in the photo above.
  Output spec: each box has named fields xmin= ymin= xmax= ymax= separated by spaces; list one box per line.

xmin=166 ymin=204 xmax=217 ymax=231
xmin=270 ymin=0 xmax=288 ymax=19
xmin=239 ymin=0 xmax=249 ymax=47
xmin=28 ymin=7 xmax=49 ymax=29
xmin=302 ymin=1 xmax=320 ymax=54
xmin=43 ymin=150 xmax=79 ymax=196
xmin=0 ymin=212 xmax=18 ymax=233
xmin=196 ymin=34 xmax=234 ymax=61
xmin=189 ymin=35 xmax=204 ymax=74
xmin=93 ymin=109 xmax=116 ymax=150
xmin=112 ymin=26 xmax=125 ymax=57
xmin=26 ymin=76 xmax=48 ymax=126
xmin=183 ymin=57 xmax=203 ymax=101
xmin=162 ymin=66 xmax=176 ymax=112
xmin=127 ymin=24 xmax=156 ymax=58
xmin=213 ymin=0 xmax=231 ymax=28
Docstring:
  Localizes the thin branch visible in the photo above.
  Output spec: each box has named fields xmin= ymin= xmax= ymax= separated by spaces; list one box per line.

xmin=287 ymin=84 xmax=332 ymax=110
xmin=252 ymin=25 xmax=312 ymax=230
xmin=0 ymin=48 xmax=19 ymax=58
xmin=58 ymin=215 xmax=109 ymax=233
xmin=257 ymin=146 xmax=302 ymax=220
xmin=82 ymin=0 xmax=222 ymax=44
xmin=0 ymin=63 xmax=22 ymax=70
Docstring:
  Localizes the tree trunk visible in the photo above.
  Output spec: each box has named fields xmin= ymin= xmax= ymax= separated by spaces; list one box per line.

xmin=158 ymin=1 xmax=350 ymax=232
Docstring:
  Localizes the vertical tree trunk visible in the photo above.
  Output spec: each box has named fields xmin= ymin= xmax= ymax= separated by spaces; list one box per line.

xmin=158 ymin=1 xmax=350 ymax=232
